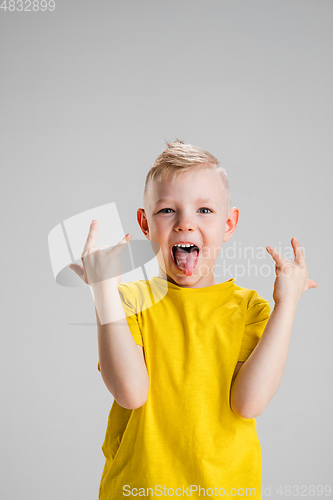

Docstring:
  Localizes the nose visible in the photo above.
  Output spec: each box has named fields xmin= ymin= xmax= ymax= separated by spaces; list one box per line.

xmin=174 ymin=212 xmax=197 ymax=232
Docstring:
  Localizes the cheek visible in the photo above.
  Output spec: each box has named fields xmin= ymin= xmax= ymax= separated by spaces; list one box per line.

xmin=201 ymin=247 xmax=221 ymax=261
xmin=202 ymin=237 xmax=223 ymax=260
xmin=154 ymin=220 xmax=170 ymax=234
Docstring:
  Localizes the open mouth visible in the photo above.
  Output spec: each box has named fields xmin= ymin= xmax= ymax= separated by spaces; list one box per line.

xmin=170 ymin=245 xmax=200 ymax=276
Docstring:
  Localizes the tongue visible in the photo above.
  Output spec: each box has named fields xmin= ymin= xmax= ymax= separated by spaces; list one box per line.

xmin=174 ymin=247 xmax=199 ymax=276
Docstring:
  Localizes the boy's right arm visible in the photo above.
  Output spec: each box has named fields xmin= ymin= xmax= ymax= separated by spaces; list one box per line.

xmin=93 ymin=280 xmax=149 ymax=410
xmin=69 ymin=220 xmax=149 ymax=411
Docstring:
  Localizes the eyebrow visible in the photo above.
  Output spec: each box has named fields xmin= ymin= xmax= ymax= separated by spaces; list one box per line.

xmin=155 ymin=197 xmax=218 ymax=205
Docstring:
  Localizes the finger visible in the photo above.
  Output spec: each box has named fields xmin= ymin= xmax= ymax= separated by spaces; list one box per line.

xmin=69 ymin=263 xmax=85 ymax=280
xmin=305 ymin=279 xmax=318 ymax=291
xmin=291 ymin=237 xmax=306 ymax=266
xmin=118 ymin=233 xmax=132 ymax=244
xmin=266 ymin=245 xmax=285 ymax=267
xmin=111 ymin=233 xmax=132 ymax=256
xmin=82 ymin=220 xmax=98 ymax=255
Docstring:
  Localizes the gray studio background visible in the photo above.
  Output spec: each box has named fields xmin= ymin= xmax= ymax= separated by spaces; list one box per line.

xmin=1 ymin=1 xmax=332 ymax=499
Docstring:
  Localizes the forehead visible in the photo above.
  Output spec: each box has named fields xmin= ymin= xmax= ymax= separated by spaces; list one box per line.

xmin=149 ymin=168 xmax=225 ymax=203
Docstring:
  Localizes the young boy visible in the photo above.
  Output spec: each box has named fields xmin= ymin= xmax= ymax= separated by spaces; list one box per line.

xmin=70 ymin=139 xmax=317 ymax=499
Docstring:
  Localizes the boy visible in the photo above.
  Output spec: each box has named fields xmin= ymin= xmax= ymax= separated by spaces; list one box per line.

xmin=70 ymin=139 xmax=317 ymax=499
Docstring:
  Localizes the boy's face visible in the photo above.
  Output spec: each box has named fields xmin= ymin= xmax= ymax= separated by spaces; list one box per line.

xmin=137 ymin=167 xmax=238 ymax=288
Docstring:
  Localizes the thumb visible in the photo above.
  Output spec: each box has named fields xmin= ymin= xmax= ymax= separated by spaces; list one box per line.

xmin=305 ymin=279 xmax=318 ymax=291
xmin=69 ymin=263 xmax=85 ymax=281
xmin=111 ymin=233 xmax=132 ymax=257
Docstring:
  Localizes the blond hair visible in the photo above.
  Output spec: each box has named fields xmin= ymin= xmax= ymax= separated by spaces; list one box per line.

xmin=143 ymin=139 xmax=231 ymax=213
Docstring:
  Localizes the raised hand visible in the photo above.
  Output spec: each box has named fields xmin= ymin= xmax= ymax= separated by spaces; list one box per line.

xmin=266 ymin=237 xmax=317 ymax=306
xmin=69 ymin=220 xmax=132 ymax=286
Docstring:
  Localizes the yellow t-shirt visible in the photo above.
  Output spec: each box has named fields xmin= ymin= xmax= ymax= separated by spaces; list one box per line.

xmin=97 ymin=276 xmax=271 ymax=499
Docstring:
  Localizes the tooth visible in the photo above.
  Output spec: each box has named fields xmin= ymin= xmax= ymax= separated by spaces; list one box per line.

xmin=174 ymin=243 xmax=196 ymax=248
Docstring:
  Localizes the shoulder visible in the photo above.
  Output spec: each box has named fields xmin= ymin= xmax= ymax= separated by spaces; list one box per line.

xmin=118 ymin=279 xmax=151 ymax=298
xmin=118 ymin=279 xmax=159 ymax=315
xmin=230 ymin=285 xmax=271 ymax=325
xmin=232 ymin=283 xmax=270 ymax=308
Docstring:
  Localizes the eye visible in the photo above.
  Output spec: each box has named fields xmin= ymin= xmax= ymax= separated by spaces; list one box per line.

xmin=158 ymin=207 xmax=213 ymax=214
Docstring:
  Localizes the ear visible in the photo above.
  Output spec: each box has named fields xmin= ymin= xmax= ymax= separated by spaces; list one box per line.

xmin=223 ymin=207 xmax=239 ymax=242
xmin=137 ymin=208 xmax=150 ymax=239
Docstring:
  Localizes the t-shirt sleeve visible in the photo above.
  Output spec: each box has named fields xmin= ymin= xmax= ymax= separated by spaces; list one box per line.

xmin=238 ymin=291 xmax=271 ymax=362
xmin=97 ymin=283 xmax=144 ymax=372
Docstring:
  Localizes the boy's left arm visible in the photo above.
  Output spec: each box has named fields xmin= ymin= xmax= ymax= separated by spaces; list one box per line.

xmin=230 ymin=237 xmax=317 ymax=419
